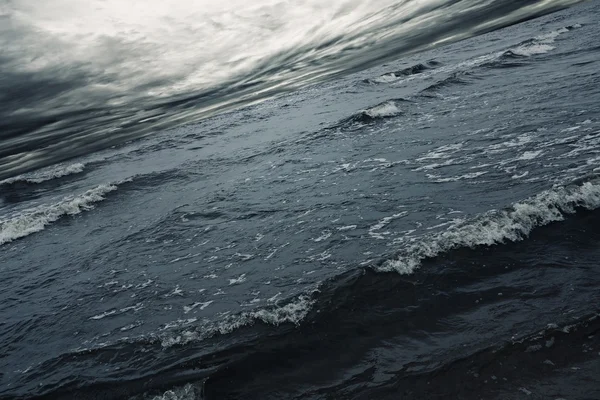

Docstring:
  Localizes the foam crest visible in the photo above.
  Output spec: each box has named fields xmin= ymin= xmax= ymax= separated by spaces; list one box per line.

xmin=150 ymin=384 xmax=199 ymax=400
xmin=378 ymin=181 xmax=600 ymax=274
xmin=0 ymin=183 xmax=118 ymax=245
xmin=503 ymin=24 xmax=581 ymax=58
xmin=335 ymin=100 xmax=406 ymax=129
xmin=363 ymin=101 xmax=403 ymax=119
xmin=161 ymin=294 xmax=315 ymax=348
xmin=0 ymin=163 xmax=85 ymax=185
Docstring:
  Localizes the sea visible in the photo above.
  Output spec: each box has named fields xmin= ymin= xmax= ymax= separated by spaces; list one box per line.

xmin=1 ymin=1 xmax=599 ymax=399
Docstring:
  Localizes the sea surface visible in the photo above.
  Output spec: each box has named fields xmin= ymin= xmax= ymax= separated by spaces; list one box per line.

xmin=1 ymin=1 xmax=600 ymax=399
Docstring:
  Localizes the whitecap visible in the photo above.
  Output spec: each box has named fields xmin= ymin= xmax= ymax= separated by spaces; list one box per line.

xmin=0 ymin=183 xmax=118 ymax=245
xmin=89 ymin=310 xmax=118 ymax=320
xmin=229 ymin=274 xmax=247 ymax=285
xmin=161 ymin=293 xmax=315 ymax=347
xmin=428 ymin=171 xmax=487 ymax=182
xmin=517 ymin=150 xmax=543 ymax=160
xmin=150 ymin=383 xmax=199 ymax=400
xmin=0 ymin=163 xmax=85 ymax=185
xmin=312 ymin=230 xmax=332 ymax=242
xmin=378 ymin=180 xmax=600 ymax=274
xmin=510 ymin=43 xmax=555 ymax=57
xmin=363 ymin=101 xmax=402 ymax=119
xmin=417 ymin=143 xmax=464 ymax=161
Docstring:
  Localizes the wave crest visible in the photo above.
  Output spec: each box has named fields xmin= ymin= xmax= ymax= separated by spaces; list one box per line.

xmin=378 ymin=180 xmax=600 ymax=274
xmin=0 ymin=183 xmax=118 ymax=245
xmin=0 ymin=163 xmax=86 ymax=186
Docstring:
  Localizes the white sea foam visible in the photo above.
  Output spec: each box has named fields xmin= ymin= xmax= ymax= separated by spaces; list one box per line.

xmin=384 ymin=23 xmax=579 ymax=89
xmin=313 ymin=230 xmax=332 ymax=242
xmin=378 ymin=181 xmax=600 ymax=274
xmin=417 ymin=143 xmax=464 ymax=161
xmin=412 ymin=159 xmax=457 ymax=171
xmin=89 ymin=310 xmax=117 ymax=320
xmin=229 ymin=274 xmax=247 ymax=285
xmin=151 ymin=383 xmax=199 ymax=400
xmin=0 ymin=183 xmax=118 ymax=245
xmin=89 ymin=302 xmax=144 ymax=320
xmin=363 ymin=101 xmax=402 ymax=119
xmin=517 ymin=150 xmax=543 ymax=160
xmin=510 ymin=43 xmax=555 ymax=57
xmin=505 ymin=24 xmax=580 ymax=58
xmin=0 ymin=163 xmax=85 ymax=185
xmin=487 ymin=133 xmax=533 ymax=151
xmin=371 ymin=73 xmax=399 ymax=84
xmin=427 ymin=171 xmax=487 ymax=182
xmin=512 ymin=171 xmax=530 ymax=179
xmin=183 ymin=301 xmax=213 ymax=314
xmin=162 ymin=181 xmax=600 ymax=347
xmin=161 ymin=293 xmax=315 ymax=347
xmin=369 ymin=211 xmax=409 ymax=239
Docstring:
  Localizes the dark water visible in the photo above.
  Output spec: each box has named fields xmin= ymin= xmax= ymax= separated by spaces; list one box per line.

xmin=1 ymin=1 xmax=600 ymax=399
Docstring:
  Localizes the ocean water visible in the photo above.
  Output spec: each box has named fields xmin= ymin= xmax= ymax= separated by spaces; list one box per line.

xmin=1 ymin=1 xmax=599 ymax=399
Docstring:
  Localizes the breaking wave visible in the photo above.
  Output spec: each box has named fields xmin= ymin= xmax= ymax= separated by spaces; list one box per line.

xmin=0 ymin=183 xmax=119 ymax=245
xmin=379 ymin=180 xmax=600 ymax=274
xmin=162 ymin=179 xmax=600 ymax=346
xmin=0 ymin=163 xmax=85 ymax=186
xmin=334 ymin=99 xmax=408 ymax=128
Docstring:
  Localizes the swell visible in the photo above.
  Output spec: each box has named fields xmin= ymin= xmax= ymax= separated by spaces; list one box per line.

xmin=8 ymin=179 xmax=600 ymax=399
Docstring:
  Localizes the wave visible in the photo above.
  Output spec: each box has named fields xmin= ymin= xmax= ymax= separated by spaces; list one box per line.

xmin=334 ymin=99 xmax=408 ymax=128
xmin=378 ymin=179 xmax=600 ymax=274
xmin=361 ymin=22 xmax=586 ymax=97
xmin=366 ymin=23 xmax=583 ymax=88
xmin=0 ymin=163 xmax=86 ymax=186
xmin=425 ymin=24 xmax=583 ymax=88
xmin=156 ymin=179 xmax=600 ymax=345
xmin=367 ymin=60 xmax=442 ymax=84
xmin=360 ymin=101 xmax=404 ymax=120
xmin=123 ymin=179 xmax=600 ymax=352
xmin=114 ymin=179 xmax=600 ymax=351
xmin=0 ymin=183 xmax=119 ymax=245
xmin=489 ymin=23 xmax=583 ymax=66
xmin=18 ymin=200 xmax=600 ymax=399
xmin=161 ymin=293 xmax=316 ymax=348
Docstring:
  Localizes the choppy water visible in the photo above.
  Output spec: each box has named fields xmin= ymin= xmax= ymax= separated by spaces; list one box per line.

xmin=1 ymin=1 xmax=600 ymax=399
